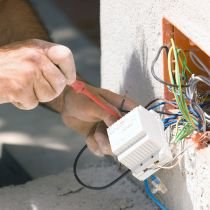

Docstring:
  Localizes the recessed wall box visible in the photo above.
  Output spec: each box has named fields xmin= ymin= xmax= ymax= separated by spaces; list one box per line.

xmin=162 ymin=17 xmax=210 ymax=99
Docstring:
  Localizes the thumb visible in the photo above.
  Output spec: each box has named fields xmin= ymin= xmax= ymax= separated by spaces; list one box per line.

xmin=47 ymin=45 xmax=76 ymax=84
xmin=38 ymin=40 xmax=76 ymax=84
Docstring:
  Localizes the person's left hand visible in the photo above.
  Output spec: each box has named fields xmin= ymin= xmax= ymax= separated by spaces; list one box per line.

xmin=49 ymin=82 xmax=137 ymax=156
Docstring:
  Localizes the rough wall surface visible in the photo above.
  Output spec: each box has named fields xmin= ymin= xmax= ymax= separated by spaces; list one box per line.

xmin=101 ymin=0 xmax=210 ymax=209
xmin=0 ymin=164 xmax=158 ymax=210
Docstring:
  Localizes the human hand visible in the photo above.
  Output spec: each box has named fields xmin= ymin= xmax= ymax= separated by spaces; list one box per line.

xmin=0 ymin=39 xmax=76 ymax=109
xmin=59 ymin=82 xmax=137 ymax=156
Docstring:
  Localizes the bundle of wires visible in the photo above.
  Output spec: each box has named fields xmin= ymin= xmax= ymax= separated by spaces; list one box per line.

xmin=151 ymin=38 xmax=210 ymax=144
xmin=145 ymin=39 xmax=210 ymax=210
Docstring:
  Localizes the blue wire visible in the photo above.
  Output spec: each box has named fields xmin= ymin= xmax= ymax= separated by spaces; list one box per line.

xmin=164 ymin=120 xmax=177 ymax=129
xmin=162 ymin=115 xmax=178 ymax=123
xmin=148 ymin=101 xmax=177 ymax=111
xmin=188 ymin=105 xmax=200 ymax=118
xmin=144 ymin=177 xmax=168 ymax=210
xmin=148 ymin=102 xmax=166 ymax=110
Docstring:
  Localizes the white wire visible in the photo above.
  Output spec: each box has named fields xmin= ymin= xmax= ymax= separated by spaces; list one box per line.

xmin=154 ymin=153 xmax=184 ymax=169
xmin=153 ymin=141 xmax=196 ymax=170
xmin=185 ymin=74 xmax=210 ymax=131
xmin=189 ymin=51 xmax=210 ymax=77
xmin=186 ymin=74 xmax=210 ymax=100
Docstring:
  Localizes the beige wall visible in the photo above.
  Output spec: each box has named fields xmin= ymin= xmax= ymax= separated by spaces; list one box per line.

xmin=100 ymin=0 xmax=210 ymax=209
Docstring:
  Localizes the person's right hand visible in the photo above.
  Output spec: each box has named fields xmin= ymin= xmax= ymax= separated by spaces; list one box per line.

xmin=0 ymin=39 xmax=76 ymax=109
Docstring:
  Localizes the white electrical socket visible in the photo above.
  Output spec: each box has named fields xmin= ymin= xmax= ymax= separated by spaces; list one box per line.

xmin=107 ymin=105 xmax=173 ymax=181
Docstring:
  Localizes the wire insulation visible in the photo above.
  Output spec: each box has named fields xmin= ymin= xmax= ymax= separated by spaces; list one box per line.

xmin=144 ymin=177 xmax=168 ymax=210
xmin=73 ymin=145 xmax=131 ymax=190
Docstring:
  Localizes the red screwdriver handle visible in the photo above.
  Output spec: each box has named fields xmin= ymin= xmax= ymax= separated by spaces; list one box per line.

xmin=70 ymin=80 xmax=120 ymax=119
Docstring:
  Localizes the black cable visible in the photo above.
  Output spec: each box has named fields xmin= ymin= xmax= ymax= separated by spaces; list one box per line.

xmin=73 ymin=145 xmax=131 ymax=190
xmin=151 ymin=45 xmax=190 ymax=88
xmin=144 ymin=98 xmax=165 ymax=109
xmin=120 ymin=108 xmax=177 ymax=116
xmin=119 ymin=109 xmax=129 ymax=113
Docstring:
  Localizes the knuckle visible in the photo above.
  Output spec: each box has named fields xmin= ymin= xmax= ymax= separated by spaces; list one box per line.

xmin=53 ymin=77 xmax=67 ymax=92
xmin=11 ymin=78 xmax=33 ymax=98
xmin=26 ymin=48 xmax=42 ymax=63
xmin=12 ymin=81 xmax=24 ymax=95
xmin=23 ymin=63 xmax=36 ymax=77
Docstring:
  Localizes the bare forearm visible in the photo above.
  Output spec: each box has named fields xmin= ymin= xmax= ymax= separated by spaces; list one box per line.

xmin=0 ymin=0 xmax=49 ymax=46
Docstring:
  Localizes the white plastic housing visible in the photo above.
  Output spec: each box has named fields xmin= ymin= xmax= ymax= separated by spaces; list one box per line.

xmin=107 ymin=105 xmax=173 ymax=181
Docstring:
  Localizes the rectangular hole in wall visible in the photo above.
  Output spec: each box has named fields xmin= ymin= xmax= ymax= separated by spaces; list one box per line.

xmin=162 ymin=17 xmax=210 ymax=100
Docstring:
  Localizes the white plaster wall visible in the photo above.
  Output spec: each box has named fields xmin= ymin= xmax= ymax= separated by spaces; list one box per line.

xmin=101 ymin=0 xmax=210 ymax=209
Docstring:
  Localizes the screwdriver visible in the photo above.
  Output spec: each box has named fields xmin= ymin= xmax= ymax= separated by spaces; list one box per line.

xmin=70 ymin=80 xmax=120 ymax=119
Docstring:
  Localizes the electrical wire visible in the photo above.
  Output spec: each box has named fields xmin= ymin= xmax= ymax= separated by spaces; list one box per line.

xmin=73 ymin=145 xmax=131 ymax=190
xmin=145 ymin=98 xmax=164 ymax=109
xmin=155 ymin=110 xmax=179 ymax=116
xmin=154 ymin=153 xmax=184 ymax=170
xmin=144 ymin=177 xmax=168 ymax=210
xmin=164 ymin=120 xmax=178 ymax=130
xmin=185 ymin=74 xmax=210 ymax=132
xmin=151 ymin=45 xmax=189 ymax=88
xmin=189 ymin=51 xmax=210 ymax=76
xmin=148 ymin=101 xmax=177 ymax=111
xmin=152 ymin=136 xmax=207 ymax=170
xmin=186 ymin=75 xmax=210 ymax=100
xmin=167 ymin=39 xmax=197 ymax=142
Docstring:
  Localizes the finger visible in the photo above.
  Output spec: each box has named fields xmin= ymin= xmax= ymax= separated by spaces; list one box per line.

xmin=39 ymin=55 xmax=67 ymax=96
xmin=46 ymin=45 xmax=76 ymax=84
xmin=91 ymin=95 xmax=121 ymax=126
xmin=62 ymin=115 xmax=95 ymax=135
xmin=12 ymin=99 xmax=38 ymax=110
xmin=33 ymin=70 xmax=57 ymax=102
xmin=11 ymin=91 xmax=38 ymax=110
xmin=99 ymin=88 xmax=138 ymax=111
xmin=94 ymin=122 xmax=112 ymax=155
xmin=62 ymin=87 xmax=120 ymax=126
xmin=9 ymin=83 xmax=39 ymax=110
xmin=86 ymin=125 xmax=104 ymax=157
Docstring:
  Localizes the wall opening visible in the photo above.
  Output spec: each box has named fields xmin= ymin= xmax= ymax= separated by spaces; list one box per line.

xmin=162 ymin=17 xmax=210 ymax=100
